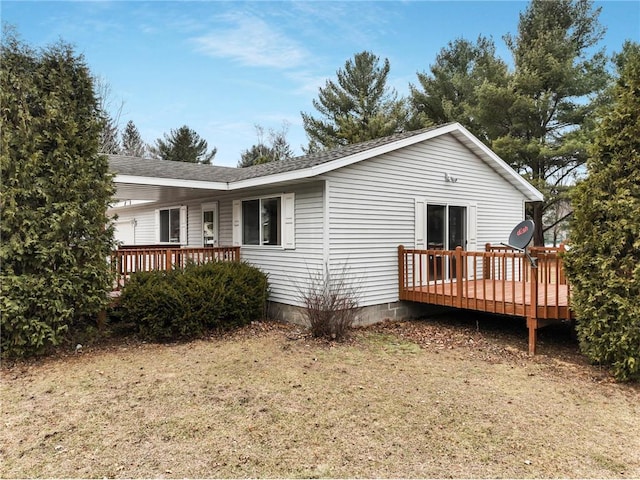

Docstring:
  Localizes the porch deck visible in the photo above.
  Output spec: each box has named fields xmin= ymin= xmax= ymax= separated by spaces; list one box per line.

xmin=398 ymin=244 xmax=573 ymax=355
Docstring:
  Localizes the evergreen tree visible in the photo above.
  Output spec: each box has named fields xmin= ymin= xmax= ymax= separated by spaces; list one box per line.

xmin=477 ymin=0 xmax=609 ymax=245
xmin=121 ymin=120 xmax=148 ymax=157
xmin=563 ymin=41 xmax=640 ymax=381
xmin=301 ymin=51 xmax=407 ymax=151
xmin=99 ymin=114 xmax=121 ymax=154
xmin=409 ymin=36 xmax=508 ymax=142
xmin=0 ymin=29 xmax=116 ymax=357
xmin=151 ymin=125 xmax=217 ymax=164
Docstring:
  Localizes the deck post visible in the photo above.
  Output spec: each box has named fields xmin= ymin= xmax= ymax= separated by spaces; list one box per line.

xmin=455 ymin=246 xmax=463 ymax=308
xmin=527 ymin=263 xmax=539 ymax=355
xmin=165 ymin=248 xmax=173 ymax=271
xmin=527 ymin=317 xmax=538 ymax=356
xmin=398 ymin=245 xmax=405 ymax=300
xmin=484 ymin=243 xmax=492 ymax=279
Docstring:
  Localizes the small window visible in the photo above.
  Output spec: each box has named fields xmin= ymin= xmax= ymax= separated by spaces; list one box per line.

xmin=233 ymin=193 xmax=294 ymax=249
xmin=156 ymin=206 xmax=186 ymax=244
xmin=242 ymin=197 xmax=281 ymax=246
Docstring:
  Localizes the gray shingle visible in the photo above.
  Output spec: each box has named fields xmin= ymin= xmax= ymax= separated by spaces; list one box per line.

xmin=109 ymin=125 xmax=444 ymax=183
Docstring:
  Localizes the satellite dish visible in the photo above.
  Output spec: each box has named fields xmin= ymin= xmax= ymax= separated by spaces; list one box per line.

xmin=506 ymin=219 xmax=535 ymax=251
xmin=501 ymin=219 xmax=536 ymax=267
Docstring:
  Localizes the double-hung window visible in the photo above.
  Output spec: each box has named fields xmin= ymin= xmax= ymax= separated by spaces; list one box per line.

xmin=233 ymin=193 xmax=295 ymax=248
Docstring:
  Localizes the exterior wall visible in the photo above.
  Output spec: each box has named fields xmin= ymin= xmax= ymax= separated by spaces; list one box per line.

xmin=322 ymin=133 xmax=527 ymax=308
xmin=223 ymin=182 xmax=325 ymax=306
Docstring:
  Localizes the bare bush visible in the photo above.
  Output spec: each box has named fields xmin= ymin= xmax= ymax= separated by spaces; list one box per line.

xmin=298 ymin=263 xmax=361 ymax=340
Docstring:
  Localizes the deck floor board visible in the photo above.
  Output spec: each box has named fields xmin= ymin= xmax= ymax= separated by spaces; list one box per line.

xmin=401 ymin=279 xmax=573 ymax=320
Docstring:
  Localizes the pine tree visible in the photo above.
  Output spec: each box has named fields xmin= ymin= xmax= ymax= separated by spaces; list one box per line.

xmin=121 ymin=120 xmax=148 ymax=157
xmin=563 ymin=41 xmax=640 ymax=381
xmin=477 ymin=0 xmax=609 ymax=245
xmin=301 ymin=51 xmax=407 ymax=151
xmin=95 ymin=78 xmax=122 ymax=154
xmin=0 ymin=29 xmax=116 ymax=357
xmin=151 ymin=125 xmax=216 ymax=164
xmin=408 ymin=36 xmax=508 ymax=142
xmin=99 ymin=114 xmax=121 ymax=154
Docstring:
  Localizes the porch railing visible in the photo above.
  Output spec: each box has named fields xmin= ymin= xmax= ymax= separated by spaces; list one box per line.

xmin=110 ymin=246 xmax=241 ymax=290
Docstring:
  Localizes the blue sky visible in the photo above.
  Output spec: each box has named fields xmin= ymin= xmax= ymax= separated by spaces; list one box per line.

xmin=4 ymin=1 xmax=639 ymax=167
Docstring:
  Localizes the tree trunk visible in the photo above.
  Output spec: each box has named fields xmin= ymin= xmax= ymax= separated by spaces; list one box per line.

xmin=532 ymin=202 xmax=544 ymax=246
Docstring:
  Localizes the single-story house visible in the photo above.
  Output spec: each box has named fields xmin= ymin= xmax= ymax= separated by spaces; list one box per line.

xmin=108 ymin=122 xmax=544 ymax=324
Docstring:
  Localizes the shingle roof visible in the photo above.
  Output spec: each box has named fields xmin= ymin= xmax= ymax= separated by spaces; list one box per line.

xmin=109 ymin=125 xmax=444 ymax=184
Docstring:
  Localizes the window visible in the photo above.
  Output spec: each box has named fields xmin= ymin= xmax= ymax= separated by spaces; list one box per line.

xmin=242 ymin=197 xmax=281 ymax=246
xmin=155 ymin=206 xmax=187 ymax=244
xmin=233 ymin=193 xmax=295 ymax=249
xmin=427 ymin=204 xmax=467 ymax=250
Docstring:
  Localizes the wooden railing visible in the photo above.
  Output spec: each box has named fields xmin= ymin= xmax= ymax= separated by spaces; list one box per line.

xmin=398 ymin=245 xmax=571 ymax=321
xmin=110 ymin=246 xmax=241 ymax=290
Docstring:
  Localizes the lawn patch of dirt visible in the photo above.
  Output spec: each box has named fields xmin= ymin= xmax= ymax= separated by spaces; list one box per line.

xmin=2 ymin=314 xmax=638 ymax=478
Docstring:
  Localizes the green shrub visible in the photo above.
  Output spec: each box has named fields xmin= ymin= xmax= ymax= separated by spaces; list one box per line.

xmin=119 ymin=262 xmax=268 ymax=342
xmin=1 ymin=32 xmax=115 ymax=358
xmin=563 ymin=42 xmax=640 ymax=382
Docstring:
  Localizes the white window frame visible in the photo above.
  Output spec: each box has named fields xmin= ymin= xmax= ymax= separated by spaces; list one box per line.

xmin=232 ymin=193 xmax=295 ymax=249
xmin=201 ymin=202 xmax=219 ymax=247
xmin=155 ymin=205 xmax=187 ymax=245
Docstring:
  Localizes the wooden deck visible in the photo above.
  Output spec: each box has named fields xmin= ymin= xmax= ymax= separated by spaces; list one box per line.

xmin=398 ymin=244 xmax=573 ymax=355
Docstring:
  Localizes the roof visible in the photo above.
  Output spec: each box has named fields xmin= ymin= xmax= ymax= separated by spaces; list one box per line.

xmin=110 ymin=123 xmax=543 ymax=201
xmin=109 ymin=125 xmax=442 ymax=183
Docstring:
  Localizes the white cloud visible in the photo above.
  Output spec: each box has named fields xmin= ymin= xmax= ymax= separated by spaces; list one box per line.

xmin=192 ymin=14 xmax=308 ymax=69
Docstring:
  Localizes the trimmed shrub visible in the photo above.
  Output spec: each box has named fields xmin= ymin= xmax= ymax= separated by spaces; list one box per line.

xmin=119 ymin=262 xmax=268 ymax=342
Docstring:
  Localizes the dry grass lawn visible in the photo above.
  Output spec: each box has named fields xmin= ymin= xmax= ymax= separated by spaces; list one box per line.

xmin=2 ymin=314 xmax=639 ymax=478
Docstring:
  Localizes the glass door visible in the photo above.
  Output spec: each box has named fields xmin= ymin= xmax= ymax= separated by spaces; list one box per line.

xmin=427 ymin=204 xmax=467 ymax=280
xmin=202 ymin=203 xmax=218 ymax=246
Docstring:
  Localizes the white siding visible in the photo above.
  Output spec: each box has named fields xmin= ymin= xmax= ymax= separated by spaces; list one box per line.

xmin=322 ymin=133 xmax=527 ymax=307
xmin=224 ymin=183 xmax=325 ymax=306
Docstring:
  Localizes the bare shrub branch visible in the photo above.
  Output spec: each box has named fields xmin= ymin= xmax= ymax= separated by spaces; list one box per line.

xmin=298 ymin=262 xmax=362 ymax=341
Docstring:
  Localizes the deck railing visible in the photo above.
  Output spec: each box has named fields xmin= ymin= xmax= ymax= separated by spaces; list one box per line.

xmin=398 ymin=244 xmax=571 ymax=321
xmin=110 ymin=245 xmax=241 ymax=290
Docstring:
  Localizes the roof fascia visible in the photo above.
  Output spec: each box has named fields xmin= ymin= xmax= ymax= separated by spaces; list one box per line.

xmin=115 ymin=174 xmax=229 ymax=191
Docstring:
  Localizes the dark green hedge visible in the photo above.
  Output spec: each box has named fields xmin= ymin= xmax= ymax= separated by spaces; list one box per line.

xmin=118 ymin=262 xmax=269 ymax=341
xmin=1 ymin=34 xmax=115 ymax=359
xmin=563 ymin=42 xmax=640 ymax=382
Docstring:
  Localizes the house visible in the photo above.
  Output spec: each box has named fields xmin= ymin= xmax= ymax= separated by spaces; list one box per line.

xmin=108 ymin=122 xmax=544 ymax=324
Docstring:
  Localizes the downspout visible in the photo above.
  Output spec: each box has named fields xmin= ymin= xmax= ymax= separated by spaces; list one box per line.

xmin=323 ymin=179 xmax=331 ymax=269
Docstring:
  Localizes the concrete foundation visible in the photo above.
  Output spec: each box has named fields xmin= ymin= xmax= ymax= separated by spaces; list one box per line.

xmin=267 ymin=300 xmax=449 ymax=327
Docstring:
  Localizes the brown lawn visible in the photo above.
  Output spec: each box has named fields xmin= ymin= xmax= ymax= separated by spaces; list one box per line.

xmin=2 ymin=314 xmax=639 ymax=479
